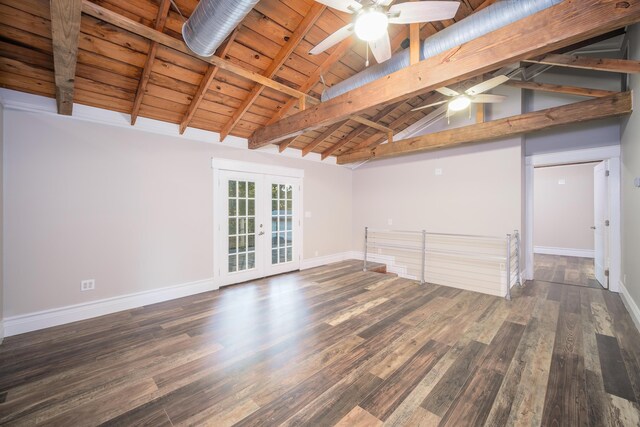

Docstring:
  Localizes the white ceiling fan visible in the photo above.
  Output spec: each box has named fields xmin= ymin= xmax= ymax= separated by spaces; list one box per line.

xmin=309 ymin=0 xmax=460 ymax=65
xmin=411 ymin=75 xmax=510 ymax=118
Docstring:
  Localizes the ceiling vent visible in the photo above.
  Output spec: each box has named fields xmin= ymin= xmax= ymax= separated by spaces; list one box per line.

xmin=182 ymin=0 xmax=259 ymax=57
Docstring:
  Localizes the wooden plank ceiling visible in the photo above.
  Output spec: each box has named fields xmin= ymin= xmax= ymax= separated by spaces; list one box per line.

xmin=0 ymin=0 xmax=493 ymax=158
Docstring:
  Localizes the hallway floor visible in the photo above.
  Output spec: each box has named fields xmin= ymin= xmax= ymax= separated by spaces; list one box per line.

xmin=534 ymin=253 xmax=602 ymax=289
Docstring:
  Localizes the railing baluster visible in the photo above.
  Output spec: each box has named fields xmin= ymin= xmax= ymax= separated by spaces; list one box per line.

xmin=506 ymin=233 xmax=512 ymax=301
xmin=363 ymin=226 xmax=368 ymax=272
xmin=421 ymin=230 xmax=426 ymax=285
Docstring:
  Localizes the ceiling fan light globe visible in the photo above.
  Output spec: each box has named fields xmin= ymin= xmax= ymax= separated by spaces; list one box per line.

xmin=354 ymin=10 xmax=388 ymax=41
xmin=449 ymin=96 xmax=471 ymax=112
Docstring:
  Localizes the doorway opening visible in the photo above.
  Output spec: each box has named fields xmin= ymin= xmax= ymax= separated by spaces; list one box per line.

xmin=525 ymin=147 xmax=620 ymax=291
xmin=532 ymin=161 xmax=605 ymax=288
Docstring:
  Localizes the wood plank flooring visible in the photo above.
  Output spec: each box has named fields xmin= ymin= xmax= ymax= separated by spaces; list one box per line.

xmin=534 ymin=253 xmax=601 ymax=288
xmin=1 ymin=259 xmax=640 ymax=426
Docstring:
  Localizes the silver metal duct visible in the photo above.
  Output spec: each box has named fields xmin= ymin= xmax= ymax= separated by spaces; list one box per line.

xmin=322 ymin=0 xmax=562 ymax=101
xmin=182 ymin=0 xmax=259 ymax=57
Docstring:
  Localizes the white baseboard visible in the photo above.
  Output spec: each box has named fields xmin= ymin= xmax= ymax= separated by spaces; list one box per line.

xmin=300 ymin=252 xmax=354 ymax=270
xmin=3 ymin=278 xmax=216 ymax=338
xmin=534 ymin=246 xmax=594 ymax=258
xmin=619 ymin=280 xmax=640 ymax=333
xmin=0 ymin=320 xmax=4 ymax=344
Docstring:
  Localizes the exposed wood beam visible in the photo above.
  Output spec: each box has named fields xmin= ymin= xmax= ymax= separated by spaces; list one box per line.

xmin=264 ymin=38 xmax=354 ymax=127
xmin=505 ymin=79 xmax=618 ymax=98
xmin=476 ymin=104 xmax=484 ymax=124
xmin=345 ymin=92 xmax=441 ymax=154
xmin=301 ymin=121 xmax=347 ymax=157
xmin=81 ymin=1 xmax=317 ymax=103
xmin=321 ymin=103 xmax=400 ymax=156
xmin=474 ymin=0 xmax=498 ymax=12
xmin=130 ymin=0 xmax=170 ymax=125
xmin=277 ymin=27 xmax=415 ymax=154
xmin=50 ymin=0 xmax=82 ymax=115
xmin=409 ymin=23 xmax=420 ymax=65
xmin=249 ymin=0 xmax=640 ymax=149
xmin=524 ymin=54 xmax=640 ymax=74
xmin=219 ymin=3 xmax=326 ymax=141
xmin=349 ymin=115 xmax=393 ymax=134
xmin=337 ymin=91 xmax=632 ymax=164
xmin=179 ymin=30 xmax=238 ymax=134
xmin=279 ymin=136 xmax=298 ymax=153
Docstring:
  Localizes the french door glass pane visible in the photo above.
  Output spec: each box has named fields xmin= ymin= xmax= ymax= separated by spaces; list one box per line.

xmin=271 ymin=183 xmax=294 ymax=265
xmin=228 ymin=179 xmax=256 ymax=273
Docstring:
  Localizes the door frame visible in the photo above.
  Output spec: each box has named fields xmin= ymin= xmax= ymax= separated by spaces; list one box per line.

xmin=211 ymin=158 xmax=304 ymax=287
xmin=524 ymin=145 xmax=621 ymax=292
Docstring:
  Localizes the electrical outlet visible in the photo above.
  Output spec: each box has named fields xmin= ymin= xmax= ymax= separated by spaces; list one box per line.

xmin=387 ymin=218 xmax=393 ymax=226
xmin=80 ymin=279 xmax=95 ymax=291
xmin=314 ymin=251 xmax=319 ymax=257
xmin=558 ymin=179 xmax=566 ymax=185
xmin=435 ymin=168 xmax=443 ymax=176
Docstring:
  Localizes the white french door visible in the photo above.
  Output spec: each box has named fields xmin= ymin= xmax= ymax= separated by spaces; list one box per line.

xmin=215 ymin=167 xmax=302 ymax=287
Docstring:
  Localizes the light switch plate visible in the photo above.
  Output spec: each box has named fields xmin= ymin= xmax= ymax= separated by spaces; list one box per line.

xmin=558 ymin=179 xmax=566 ymax=185
xmin=305 ymin=211 xmax=312 ymax=218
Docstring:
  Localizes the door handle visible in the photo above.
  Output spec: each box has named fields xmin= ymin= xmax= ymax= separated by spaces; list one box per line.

xmin=258 ymin=231 xmax=265 ymax=236
xmin=591 ymin=226 xmax=596 ymax=230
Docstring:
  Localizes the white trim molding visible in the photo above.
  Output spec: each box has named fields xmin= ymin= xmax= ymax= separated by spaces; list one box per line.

xmin=0 ymin=320 xmax=4 ymax=344
xmin=619 ymin=280 xmax=640 ymax=333
xmin=211 ymin=158 xmax=304 ymax=178
xmin=525 ymin=145 xmax=622 ymax=292
xmin=300 ymin=252 xmax=354 ymax=270
xmin=3 ymin=278 xmax=216 ymax=337
xmin=534 ymin=246 xmax=595 ymax=258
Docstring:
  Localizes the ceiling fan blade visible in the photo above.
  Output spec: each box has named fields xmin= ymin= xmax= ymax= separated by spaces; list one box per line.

xmin=470 ymin=94 xmax=507 ymax=103
xmin=436 ymin=87 xmax=460 ymax=97
xmin=313 ymin=0 xmax=361 ymax=14
xmin=388 ymin=1 xmax=460 ymax=25
xmin=465 ymin=75 xmax=510 ymax=96
xmin=411 ymin=100 xmax=448 ymax=112
xmin=377 ymin=0 xmax=395 ymax=6
xmin=370 ymin=32 xmax=392 ymax=64
xmin=309 ymin=24 xmax=354 ymax=55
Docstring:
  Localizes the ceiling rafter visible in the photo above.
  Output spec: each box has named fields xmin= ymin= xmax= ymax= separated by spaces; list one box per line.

xmin=50 ymin=0 xmax=82 ymax=115
xmin=265 ymin=37 xmax=355 ymax=127
xmin=301 ymin=121 xmax=348 ymax=157
xmin=297 ymin=4 xmax=477 ymax=158
xmin=505 ymin=80 xmax=618 ymax=98
xmin=523 ymin=54 xmax=640 ymax=74
xmin=130 ymin=0 xmax=171 ymax=125
xmin=81 ymin=1 xmax=318 ymax=104
xmin=249 ymin=0 xmax=640 ymax=149
xmin=218 ymin=3 xmax=327 ymax=141
xmin=344 ymin=92 xmax=441 ymax=154
xmin=337 ymin=91 xmax=631 ymax=164
xmin=179 ymin=29 xmax=238 ymax=134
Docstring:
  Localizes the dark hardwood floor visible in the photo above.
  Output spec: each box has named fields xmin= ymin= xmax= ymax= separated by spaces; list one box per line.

xmin=1 ymin=260 xmax=639 ymax=426
xmin=534 ymin=253 xmax=602 ymax=288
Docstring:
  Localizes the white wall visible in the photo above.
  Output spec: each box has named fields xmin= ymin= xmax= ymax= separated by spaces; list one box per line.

xmin=620 ymin=24 xmax=640 ymax=323
xmin=533 ymin=163 xmax=596 ymax=253
xmin=3 ymin=108 xmax=352 ymax=318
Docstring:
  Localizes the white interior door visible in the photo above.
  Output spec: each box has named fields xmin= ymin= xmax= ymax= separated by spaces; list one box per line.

xmin=593 ymin=161 xmax=608 ymax=288
xmin=217 ymin=170 xmax=301 ymax=287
